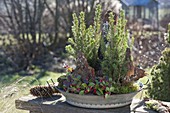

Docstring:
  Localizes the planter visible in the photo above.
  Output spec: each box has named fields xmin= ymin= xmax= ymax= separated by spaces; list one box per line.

xmin=57 ymin=89 xmax=140 ymax=109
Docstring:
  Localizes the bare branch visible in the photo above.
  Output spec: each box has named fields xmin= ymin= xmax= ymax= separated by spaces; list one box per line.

xmin=3 ymin=0 xmax=15 ymax=32
xmin=44 ymin=0 xmax=55 ymax=18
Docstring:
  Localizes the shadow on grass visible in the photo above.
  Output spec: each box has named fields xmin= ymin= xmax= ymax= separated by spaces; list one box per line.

xmin=0 ymin=68 xmax=62 ymax=89
xmin=0 ymin=73 xmax=21 ymax=88
xmin=29 ymin=69 xmax=47 ymax=85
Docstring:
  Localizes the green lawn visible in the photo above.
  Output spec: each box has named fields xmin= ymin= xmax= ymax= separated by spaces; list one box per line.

xmin=0 ymin=68 xmax=62 ymax=113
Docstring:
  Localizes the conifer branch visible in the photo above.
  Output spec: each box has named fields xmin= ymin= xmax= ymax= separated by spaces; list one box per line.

xmin=101 ymin=10 xmax=129 ymax=83
xmin=65 ymin=4 xmax=102 ymax=69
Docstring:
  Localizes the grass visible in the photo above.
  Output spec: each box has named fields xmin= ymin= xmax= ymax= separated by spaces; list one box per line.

xmin=0 ymin=68 xmax=63 ymax=113
xmin=0 ymin=85 xmax=29 ymax=113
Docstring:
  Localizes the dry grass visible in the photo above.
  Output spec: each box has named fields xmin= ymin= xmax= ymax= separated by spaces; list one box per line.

xmin=0 ymin=79 xmax=29 ymax=113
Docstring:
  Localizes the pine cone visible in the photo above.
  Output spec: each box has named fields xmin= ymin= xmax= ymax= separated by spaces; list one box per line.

xmin=30 ymin=86 xmax=58 ymax=97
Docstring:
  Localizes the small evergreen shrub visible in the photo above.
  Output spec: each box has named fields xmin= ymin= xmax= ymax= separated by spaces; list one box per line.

xmin=148 ymin=23 xmax=170 ymax=101
xmin=65 ymin=5 xmax=101 ymax=69
xmin=100 ymin=10 xmax=129 ymax=82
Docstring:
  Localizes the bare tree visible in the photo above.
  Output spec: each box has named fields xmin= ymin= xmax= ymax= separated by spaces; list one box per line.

xmin=0 ymin=0 xmax=48 ymax=70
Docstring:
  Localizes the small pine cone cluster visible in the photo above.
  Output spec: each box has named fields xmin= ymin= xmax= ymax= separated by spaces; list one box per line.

xmin=30 ymin=86 xmax=58 ymax=97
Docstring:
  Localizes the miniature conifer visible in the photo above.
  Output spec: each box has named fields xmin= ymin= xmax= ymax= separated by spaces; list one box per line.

xmin=65 ymin=5 xmax=102 ymax=69
xmin=100 ymin=10 xmax=129 ymax=82
xmin=148 ymin=23 xmax=170 ymax=101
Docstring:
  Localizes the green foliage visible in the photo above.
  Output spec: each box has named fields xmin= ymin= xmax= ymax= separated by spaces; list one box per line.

xmin=148 ymin=48 xmax=170 ymax=101
xmin=101 ymin=10 xmax=129 ymax=82
xmin=145 ymin=100 xmax=159 ymax=111
xmin=59 ymin=4 xmax=137 ymax=96
xmin=66 ymin=5 xmax=131 ymax=79
xmin=168 ymin=23 xmax=170 ymax=44
xmin=65 ymin=5 xmax=102 ymax=68
xmin=58 ymin=74 xmax=137 ymax=97
xmin=148 ymin=23 xmax=170 ymax=101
